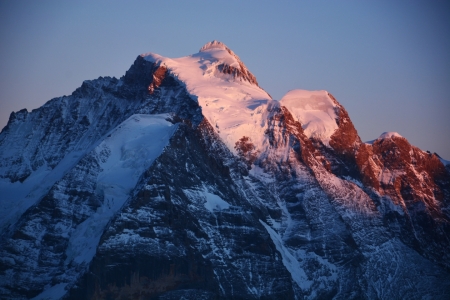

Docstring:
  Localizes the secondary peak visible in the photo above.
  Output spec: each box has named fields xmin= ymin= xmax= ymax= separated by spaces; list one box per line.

xmin=199 ymin=40 xmax=230 ymax=52
xmin=378 ymin=132 xmax=403 ymax=140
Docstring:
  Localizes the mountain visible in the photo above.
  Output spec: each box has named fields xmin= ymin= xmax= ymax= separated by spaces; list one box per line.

xmin=1 ymin=40 xmax=449 ymax=300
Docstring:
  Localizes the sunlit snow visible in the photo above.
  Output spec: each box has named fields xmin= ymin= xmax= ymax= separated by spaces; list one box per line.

xmin=366 ymin=132 xmax=404 ymax=145
xmin=28 ymin=114 xmax=177 ymax=300
xmin=378 ymin=131 xmax=403 ymax=140
xmin=141 ymin=41 xmax=273 ymax=154
xmin=279 ymin=89 xmax=338 ymax=146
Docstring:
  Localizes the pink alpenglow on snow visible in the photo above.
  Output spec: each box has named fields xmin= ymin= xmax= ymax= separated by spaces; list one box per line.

xmin=141 ymin=41 xmax=272 ymax=154
xmin=279 ymin=89 xmax=339 ymax=146
xmin=378 ymin=132 xmax=403 ymax=140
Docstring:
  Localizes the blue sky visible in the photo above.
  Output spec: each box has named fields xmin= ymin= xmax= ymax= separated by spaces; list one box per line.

xmin=1 ymin=0 xmax=449 ymax=158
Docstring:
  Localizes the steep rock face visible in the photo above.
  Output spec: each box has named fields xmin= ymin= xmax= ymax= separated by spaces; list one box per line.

xmin=0 ymin=150 xmax=104 ymax=298
xmin=0 ymin=56 xmax=202 ymax=236
xmin=147 ymin=66 xmax=167 ymax=94
xmin=0 ymin=57 xmax=200 ymax=299
xmin=364 ymin=135 xmax=450 ymax=269
xmin=327 ymin=93 xmax=364 ymax=180
xmin=251 ymin=100 xmax=450 ymax=299
xmin=304 ymin=92 xmax=450 ymax=272
xmin=0 ymin=77 xmax=120 ymax=184
xmin=292 ymin=90 xmax=450 ymax=273
xmin=68 ymin=119 xmax=295 ymax=299
xmin=262 ymin=102 xmax=331 ymax=173
xmin=0 ymin=76 xmax=132 ymax=236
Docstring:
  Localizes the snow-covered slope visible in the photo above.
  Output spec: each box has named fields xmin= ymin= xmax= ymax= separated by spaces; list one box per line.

xmin=141 ymin=40 xmax=272 ymax=153
xmin=378 ymin=131 xmax=403 ymax=139
xmin=279 ymin=89 xmax=339 ymax=146
xmin=0 ymin=114 xmax=178 ymax=300
xmin=64 ymin=113 xmax=177 ymax=266
xmin=0 ymin=77 xmax=136 ymax=235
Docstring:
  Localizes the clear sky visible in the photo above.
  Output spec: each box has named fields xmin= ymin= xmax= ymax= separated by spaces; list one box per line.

xmin=1 ymin=0 xmax=449 ymax=158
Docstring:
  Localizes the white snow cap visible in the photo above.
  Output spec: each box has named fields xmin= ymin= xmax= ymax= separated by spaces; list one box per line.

xmin=140 ymin=41 xmax=272 ymax=153
xmin=378 ymin=132 xmax=403 ymax=140
xmin=279 ymin=89 xmax=338 ymax=146
xmin=199 ymin=40 xmax=230 ymax=52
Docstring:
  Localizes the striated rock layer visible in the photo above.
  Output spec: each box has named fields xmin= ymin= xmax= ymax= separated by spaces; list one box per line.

xmin=1 ymin=41 xmax=449 ymax=299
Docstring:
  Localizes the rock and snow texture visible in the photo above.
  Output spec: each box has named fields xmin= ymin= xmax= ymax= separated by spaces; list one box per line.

xmin=202 ymin=191 xmax=231 ymax=212
xmin=280 ymin=89 xmax=339 ymax=146
xmin=0 ymin=76 xmax=141 ymax=235
xmin=1 ymin=41 xmax=450 ymax=299
xmin=64 ymin=114 xmax=177 ymax=266
xmin=141 ymin=40 xmax=272 ymax=154
xmin=378 ymin=131 xmax=403 ymax=139
xmin=0 ymin=114 xmax=177 ymax=299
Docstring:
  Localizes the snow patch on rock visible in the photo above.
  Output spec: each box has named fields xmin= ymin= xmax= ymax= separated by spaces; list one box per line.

xmin=31 ymin=283 xmax=68 ymax=300
xmin=279 ymin=89 xmax=338 ymax=146
xmin=259 ymin=220 xmax=312 ymax=291
xmin=0 ymin=149 xmax=89 ymax=233
xmin=183 ymin=188 xmax=231 ymax=213
xmin=378 ymin=132 xmax=403 ymax=140
xmin=64 ymin=114 xmax=177 ymax=266
xmin=204 ymin=192 xmax=230 ymax=212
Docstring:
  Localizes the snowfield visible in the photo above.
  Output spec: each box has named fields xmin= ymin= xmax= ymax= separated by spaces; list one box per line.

xmin=280 ymin=89 xmax=339 ymax=146
xmin=35 ymin=114 xmax=178 ymax=299
xmin=142 ymin=41 xmax=273 ymax=154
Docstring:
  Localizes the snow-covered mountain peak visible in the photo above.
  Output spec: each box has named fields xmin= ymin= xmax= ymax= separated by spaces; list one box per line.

xmin=141 ymin=43 xmax=271 ymax=153
xmin=2 ymin=42 xmax=450 ymax=300
xmin=378 ymin=131 xmax=403 ymax=140
xmin=365 ymin=132 xmax=404 ymax=145
xmin=199 ymin=40 xmax=230 ymax=52
xmin=198 ymin=40 xmax=240 ymax=66
xmin=197 ymin=40 xmax=259 ymax=86
xmin=279 ymin=89 xmax=339 ymax=146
